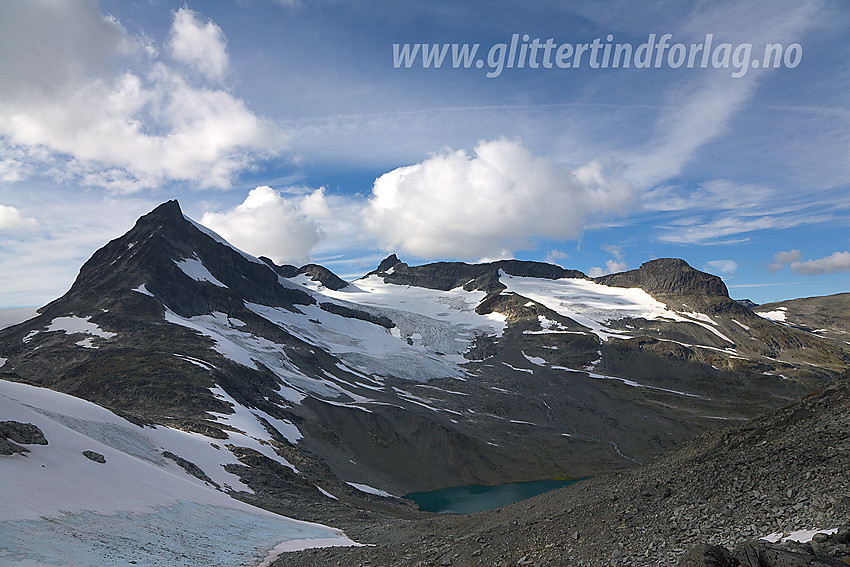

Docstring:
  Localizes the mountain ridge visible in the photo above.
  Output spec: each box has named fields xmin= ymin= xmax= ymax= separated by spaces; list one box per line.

xmin=1 ymin=200 xmax=848 ymax=567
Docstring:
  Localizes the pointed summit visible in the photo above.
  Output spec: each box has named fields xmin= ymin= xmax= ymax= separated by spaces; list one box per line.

xmin=40 ymin=200 xmax=313 ymax=318
xmin=375 ymin=254 xmax=403 ymax=273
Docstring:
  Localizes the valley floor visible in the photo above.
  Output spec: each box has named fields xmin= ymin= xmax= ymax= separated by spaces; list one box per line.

xmin=273 ymin=376 xmax=850 ymax=567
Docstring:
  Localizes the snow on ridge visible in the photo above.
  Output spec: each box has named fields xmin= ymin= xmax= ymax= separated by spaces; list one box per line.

xmin=208 ymin=383 xmax=303 ymax=451
xmin=185 ymin=215 xmax=267 ymax=265
xmin=757 ymin=309 xmax=787 ymax=322
xmin=163 ymin=308 xmax=346 ymax=402
xmin=174 ymin=253 xmax=228 ymax=288
xmin=0 ymin=306 xmax=38 ymax=330
xmin=47 ymin=315 xmax=116 ymax=339
xmin=499 ymin=271 xmax=682 ymax=340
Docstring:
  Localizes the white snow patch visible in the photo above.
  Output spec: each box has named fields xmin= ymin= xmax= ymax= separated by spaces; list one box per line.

xmin=522 ymin=352 xmax=547 ymax=366
xmin=732 ymin=319 xmax=750 ymax=331
xmin=502 ymin=362 xmax=534 ymax=374
xmin=174 ymin=254 xmax=227 ymax=287
xmin=25 ymin=315 xmax=117 ymax=345
xmin=500 ymin=272 xmax=683 ymax=340
xmin=258 ymin=537 xmax=363 ymax=566
xmin=346 ymin=482 xmax=396 ymax=498
xmin=757 ymin=309 xmax=787 ymax=322
xmin=760 ymin=528 xmax=838 ymax=543
xmin=247 ymin=299 xmax=476 ymax=383
xmin=0 ymin=357 xmax=6 ymax=368
xmin=316 ymin=486 xmax=338 ymax=500
xmin=208 ymin=384 xmax=303 ymax=456
xmin=132 ymin=283 xmax=154 ymax=297
xmin=47 ymin=315 xmax=116 ymax=339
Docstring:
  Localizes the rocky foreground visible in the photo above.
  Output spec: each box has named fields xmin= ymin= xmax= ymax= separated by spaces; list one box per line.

xmin=275 ymin=374 xmax=849 ymax=566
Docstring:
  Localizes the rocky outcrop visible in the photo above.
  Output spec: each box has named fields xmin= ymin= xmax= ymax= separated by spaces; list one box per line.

xmin=682 ymin=529 xmax=850 ymax=566
xmin=0 ymin=421 xmax=47 ymax=455
xmin=82 ymin=450 xmax=106 ymax=463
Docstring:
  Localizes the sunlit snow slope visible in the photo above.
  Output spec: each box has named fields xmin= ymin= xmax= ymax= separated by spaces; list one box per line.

xmin=0 ymin=380 xmax=358 ymax=567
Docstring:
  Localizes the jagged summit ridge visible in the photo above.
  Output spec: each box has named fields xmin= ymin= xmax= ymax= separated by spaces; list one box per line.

xmin=368 ymin=254 xmax=586 ymax=293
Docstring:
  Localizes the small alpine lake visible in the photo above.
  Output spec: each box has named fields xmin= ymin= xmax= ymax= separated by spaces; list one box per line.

xmin=403 ymin=478 xmax=582 ymax=514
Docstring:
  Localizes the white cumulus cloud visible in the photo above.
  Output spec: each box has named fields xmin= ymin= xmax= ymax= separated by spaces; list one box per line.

xmin=790 ymin=251 xmax=850 ymax=276
xmin=0 ymin=1 xmax=278 ymax=193
xmin=768 ymin=249 xmax=802 ymax=273
xmin=0 ymin=204 xmax=39 ymax=232
xmin=169 ymin=7 xmax=229 ymax=82
xmin=363 ymin=138 xmax=633 ymax=260
xmin=201 ymin=186 xmax=324 ymax=265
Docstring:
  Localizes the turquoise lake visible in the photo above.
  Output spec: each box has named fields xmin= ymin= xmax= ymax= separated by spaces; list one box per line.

xmin=404 ymin=479 xmax=581 ymax=514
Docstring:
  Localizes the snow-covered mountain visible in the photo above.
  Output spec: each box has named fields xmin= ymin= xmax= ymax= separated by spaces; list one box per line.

xmin=1 ymin=200 xmax=847 ymax=565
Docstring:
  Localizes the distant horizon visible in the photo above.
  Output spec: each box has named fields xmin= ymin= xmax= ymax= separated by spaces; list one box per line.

xmin=1 ymin=1 xmax=848 ymax=308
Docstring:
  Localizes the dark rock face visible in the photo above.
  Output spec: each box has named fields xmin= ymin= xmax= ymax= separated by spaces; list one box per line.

xmin=596 ymin=258 xmax=729 ymax=297
xmin=319 ymin=302 xmax=394 ymax=328
xmin=298 ymin=264 xmax=348 ymax=290
xmin=261 ymin=258 xmax=349 ymax=290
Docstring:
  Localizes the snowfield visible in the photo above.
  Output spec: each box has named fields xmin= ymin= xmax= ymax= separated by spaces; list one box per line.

xmin=0 ymin=380 xmax=359 ymax=566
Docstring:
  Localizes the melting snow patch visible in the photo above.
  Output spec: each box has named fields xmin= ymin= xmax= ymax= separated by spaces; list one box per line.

xmin=346 ymin=482 xmax=396 ymax=498
xmin=757 ymin=309 xmax=787 ymax=322
xmin=502 ymin=362 xmax=534 ymax=374
xmin=760 ymin=528 xmax=838 ymax=543
xmin=132 ymin=283 xmax=154 ymax=297
xmin=174 ymin=254 xmax=227 ymax=287
xmin=522 ymin=352 xmax=547 ymax=366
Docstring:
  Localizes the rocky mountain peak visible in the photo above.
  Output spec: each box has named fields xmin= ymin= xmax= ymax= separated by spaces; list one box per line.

xmin=595 ymin=258 xmax=730 ymax=297
xmin=375 ymin=254 xmax=404 ymax=273
xmin=40 ymin=200 xmax=313 ymax=318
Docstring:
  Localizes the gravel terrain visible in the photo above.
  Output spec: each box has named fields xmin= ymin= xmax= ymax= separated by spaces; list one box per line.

xmin=274 ymin=374 xmax=850 ymax=566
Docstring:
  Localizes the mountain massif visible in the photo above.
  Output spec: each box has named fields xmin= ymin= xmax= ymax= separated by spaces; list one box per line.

xmin=1 ymin=200 xmax=847 ymax=566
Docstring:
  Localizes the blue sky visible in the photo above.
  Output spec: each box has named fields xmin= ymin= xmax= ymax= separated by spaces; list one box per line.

xmin=1 ymin=0 xmax=849 ymax=308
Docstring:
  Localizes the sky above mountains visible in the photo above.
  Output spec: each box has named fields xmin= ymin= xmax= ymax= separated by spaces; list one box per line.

xmin=0 ymin=0 xmax=848 ymax=308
